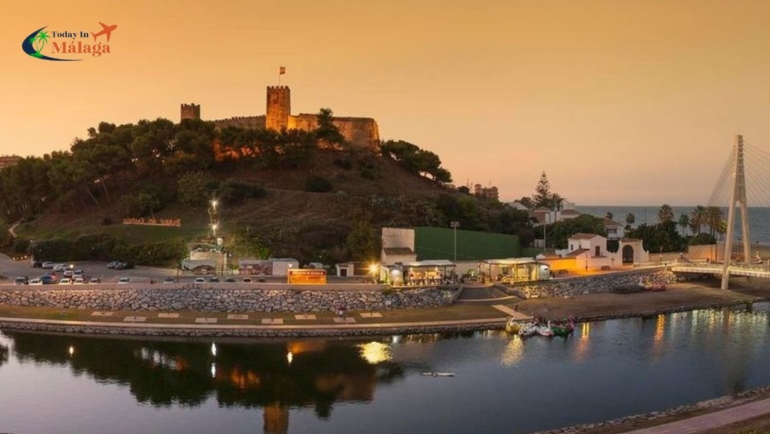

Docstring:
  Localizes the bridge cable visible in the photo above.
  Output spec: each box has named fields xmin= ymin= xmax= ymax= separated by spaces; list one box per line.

xmin=744 ymin=141 xmax=770 ymax=207
xmin=706 ymin=148 xmax=735 ymax=207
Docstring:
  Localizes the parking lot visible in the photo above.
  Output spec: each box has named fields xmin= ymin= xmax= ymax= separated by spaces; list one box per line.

xmin=0 ymin=254 xmax=360 ymax=287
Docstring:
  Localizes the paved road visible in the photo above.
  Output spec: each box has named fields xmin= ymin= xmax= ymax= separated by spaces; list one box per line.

xmin=624 ymin=397 xmax=770 ymax=433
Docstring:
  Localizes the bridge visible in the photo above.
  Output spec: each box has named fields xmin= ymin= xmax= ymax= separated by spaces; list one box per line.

xmin=686 ymin=135 xmax=770 ymax=288
xmin=671 ymin=263 xmax=770 ymax=279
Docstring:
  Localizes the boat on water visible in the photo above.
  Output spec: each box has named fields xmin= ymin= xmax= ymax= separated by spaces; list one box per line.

xmin=536 ymin=324 xmax=554 ymax=337
xmin=422 ymin=372 xmax=455 ymax=377
xmin=517 ymin=322 xmax=538 ymax=337
xmin=505 ymin=318 xmax=522 ymax=334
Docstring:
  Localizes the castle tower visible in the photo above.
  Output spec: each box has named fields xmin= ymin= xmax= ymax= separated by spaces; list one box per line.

xmin=266 ymin=86 xmax=291 ymax=130
xmin=180 ymin=103 xmax=201 ymax=121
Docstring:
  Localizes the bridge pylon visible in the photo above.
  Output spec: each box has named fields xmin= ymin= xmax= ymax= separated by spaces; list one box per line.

xmin=721 ymin=134 xmax=751 ymax=289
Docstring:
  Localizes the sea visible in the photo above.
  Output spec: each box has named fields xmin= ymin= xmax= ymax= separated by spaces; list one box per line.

xmin=578 ymin=205 xmax=770 ymax=245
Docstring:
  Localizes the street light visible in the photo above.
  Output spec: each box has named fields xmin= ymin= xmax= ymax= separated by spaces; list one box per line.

xmin=450 ymin=221 xmax=460 ymax=261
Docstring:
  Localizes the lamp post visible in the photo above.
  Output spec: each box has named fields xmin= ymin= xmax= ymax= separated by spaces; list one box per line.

xmin=450 ymin=221 xmax=460 ymax=261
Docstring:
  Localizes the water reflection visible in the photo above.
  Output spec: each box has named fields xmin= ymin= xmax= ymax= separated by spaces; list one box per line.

xmin=5 ymin=333 xmax=405 ymax=433
xmin=0 ymin=303 xmax=768 ymax=434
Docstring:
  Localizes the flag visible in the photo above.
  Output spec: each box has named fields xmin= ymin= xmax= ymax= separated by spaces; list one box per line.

xmin=279 ymin=66 xmax=286 ymax=75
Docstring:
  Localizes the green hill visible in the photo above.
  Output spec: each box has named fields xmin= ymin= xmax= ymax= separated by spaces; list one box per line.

xmin=2 ymin=118 xmax=533 ymax=266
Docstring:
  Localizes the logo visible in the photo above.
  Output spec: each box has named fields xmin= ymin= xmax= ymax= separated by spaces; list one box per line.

xmin=22 ymin=22 xmax=117 ymax=61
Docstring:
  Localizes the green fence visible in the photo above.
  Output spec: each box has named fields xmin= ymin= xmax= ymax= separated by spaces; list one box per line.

xmin=414 ymin=227 xmax=520 ymax=261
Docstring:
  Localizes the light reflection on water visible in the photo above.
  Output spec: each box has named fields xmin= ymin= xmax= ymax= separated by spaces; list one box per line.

xmin=0 ymin=302 xmax=767 ymax=434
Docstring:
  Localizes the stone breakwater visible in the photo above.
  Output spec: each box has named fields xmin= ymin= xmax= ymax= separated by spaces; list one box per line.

xmin=0 ymin=286 xmax=457 ymax=312
xmin=534 ymin=383 xmax=770 ymax=434
xmin=505 ymin=269 xmax=680 ymax=299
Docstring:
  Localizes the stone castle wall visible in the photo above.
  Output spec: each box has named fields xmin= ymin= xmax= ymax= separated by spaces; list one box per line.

xmin=290 ymin=114 xmax=380 ymax=149
xmin=266 ymin=86 xmax=291 ymax=130
xmin=212 ymin=116 xmax=266 ymax=130
xmin=183 ymin=86 xmax=379 ymax=150
xmin=180 ymin=103 xmax=200 ymax=121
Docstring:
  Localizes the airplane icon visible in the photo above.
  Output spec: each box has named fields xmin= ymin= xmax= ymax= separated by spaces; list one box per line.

xmin=93 ymin=22 xmax=117 ymax=42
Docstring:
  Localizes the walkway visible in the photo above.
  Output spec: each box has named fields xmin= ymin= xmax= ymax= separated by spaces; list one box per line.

xmin=624 ymin=397 xmax=770 ymax=434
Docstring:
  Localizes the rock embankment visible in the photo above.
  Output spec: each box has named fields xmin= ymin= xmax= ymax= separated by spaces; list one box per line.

xmin=534 ymin=383 xmax=770 ymax=434
xmin=505 ymin=269 xmax=680 ymax=298
xmin=0 ymin=286 xmax=457 ymax=312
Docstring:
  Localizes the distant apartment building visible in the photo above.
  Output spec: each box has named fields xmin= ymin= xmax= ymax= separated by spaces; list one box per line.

xmin=473 ymin=184 xmax=499 ymax=200
xmin=0 ymin=156 xmax=21 ymax=170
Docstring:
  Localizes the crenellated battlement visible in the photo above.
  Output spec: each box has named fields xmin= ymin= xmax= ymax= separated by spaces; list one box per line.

xmin=177 ymin=85 xmax=379 ymax=151
xmin=180 ymin=103 xmax=201 ymax=121
xmin=266 ymin=86 xmax=291 ymax=130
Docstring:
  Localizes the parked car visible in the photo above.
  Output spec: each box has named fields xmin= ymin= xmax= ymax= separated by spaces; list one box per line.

xmin=53 ymin=264 xmax=68 ymax=272
xmin=31 ymin=259 xmax=43 ymax=268
xmin=242 ymin=277 xmax=253 ymax=283
xmin=41 ymin=275 xmax=55 ymax=285
xmin=89 ymin=278 xmax=101 ymax=284
xmin=118 ymin=277 xmax=130 ymax=284
xmin=41 ymin=262 xmax=54 ymax=269
xmin=63 ymin=270 xmax=73 ymax=277
xmin=225 ymin=278 xmax=236 ymax=283
xmin=14 ymin=276 xmax=28 ymax=285
xmin=73 ymin=277 xmax=85 ymax=284
xmin=209 ymin=276 xmax=220 ymax=282
xmin=194 ymin=277 xmax=206 ymax=284
xmin=58 ymin=278 xmax=72 ymax=285
xmin=29 ymin=278 xmax=42 ymax=285
xmin=163 ymin=277 xmax=175 ymax=284
xmin=73 ymin=269 xmax=84 ymax=277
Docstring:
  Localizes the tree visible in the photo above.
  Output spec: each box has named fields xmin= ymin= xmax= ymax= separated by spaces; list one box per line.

xmin=518 ymin=197 xmax=534 ymax=210
xmin=177 ymin=171 xmax=212 ymax=207
xmin=658 ymin=204 xmax=674 ymax=224
xmin=690 ymin=205 xmax=706 ymax=234
xmin=705 ymin=206 xmax=723 ymax=237
xmin=345 ymin=218 xmax=380 ymax=261
xmin=532 ymin=172 xmax=551 ymax=209
xmin=625 ymin=213 xmax=635 ymax=227
xmin=677 ymin=213 xmax=690 ymax=236
xmin=315 ymin=108 xmax=346 ymax=149
xmin=605 ymin=212 xmax=614 ymax=220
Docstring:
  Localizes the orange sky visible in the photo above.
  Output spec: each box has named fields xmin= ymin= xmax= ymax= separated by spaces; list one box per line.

xmin=3 ymin=0 xmax=770 ymax=205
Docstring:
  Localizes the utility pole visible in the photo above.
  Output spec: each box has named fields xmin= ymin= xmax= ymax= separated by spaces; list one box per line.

xmin=451 ymin=221 xmax=460 ymax=261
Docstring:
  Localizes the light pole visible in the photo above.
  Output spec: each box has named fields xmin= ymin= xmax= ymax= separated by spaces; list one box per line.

xmin=451 ymin=221 xmax=460 ymax=261
xmin=209 ymin=199 xmax=220 ymax=240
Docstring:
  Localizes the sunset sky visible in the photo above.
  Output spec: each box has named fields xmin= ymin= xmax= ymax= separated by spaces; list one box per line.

xmin=4 ymin=0 xmax=770 ymax=205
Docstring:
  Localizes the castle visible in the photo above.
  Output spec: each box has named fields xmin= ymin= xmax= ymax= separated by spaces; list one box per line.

xmin=181 ymin=86 xmax=380 ymax=149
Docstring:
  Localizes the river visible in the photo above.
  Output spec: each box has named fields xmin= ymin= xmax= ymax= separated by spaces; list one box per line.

xmin=1 ymin=302 xmax=769 ymax=434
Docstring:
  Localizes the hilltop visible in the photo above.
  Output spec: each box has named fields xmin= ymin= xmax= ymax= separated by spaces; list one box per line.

xmin=2 ymin=117 xmax=532 ymax=266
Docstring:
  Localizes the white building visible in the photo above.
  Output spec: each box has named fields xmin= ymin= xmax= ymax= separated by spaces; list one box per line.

xmin=558 ymin=233 xmax=649 ymax=268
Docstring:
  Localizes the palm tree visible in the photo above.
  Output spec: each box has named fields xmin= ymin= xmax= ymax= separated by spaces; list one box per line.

xmin=658 ymin=204 xmax=674 ymax=224
xmin=625 ymin=213 xmax=635 ymax=227
xmin=550 ymin=193 xmax=564 ymax=211
xmin=677 ymin=213 xmax=690 ymax=236
xmin=716 ymin=220 xmax=727 ymax=242
xmin=705 ymin=206 xmax=723 ymax=237
xmin=605 ymin=212 xmax=614 ymax=220
xmin=690 ymin=205 xmax=706 ymax=234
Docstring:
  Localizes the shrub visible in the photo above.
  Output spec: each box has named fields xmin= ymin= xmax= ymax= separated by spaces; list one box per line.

xmin=333 ymin=158 xmax=353 ymax=170
xmin=219 ymin=181 xmax=267 ymax=205
xmin=305 ymin=176 xmax=333 ymax=193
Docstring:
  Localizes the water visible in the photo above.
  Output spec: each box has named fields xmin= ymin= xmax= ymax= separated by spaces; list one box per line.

xmin=580 ymin=205 xmax=770 ymax=244
xmin=1 ymin=303 xmax=770 ymax=434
